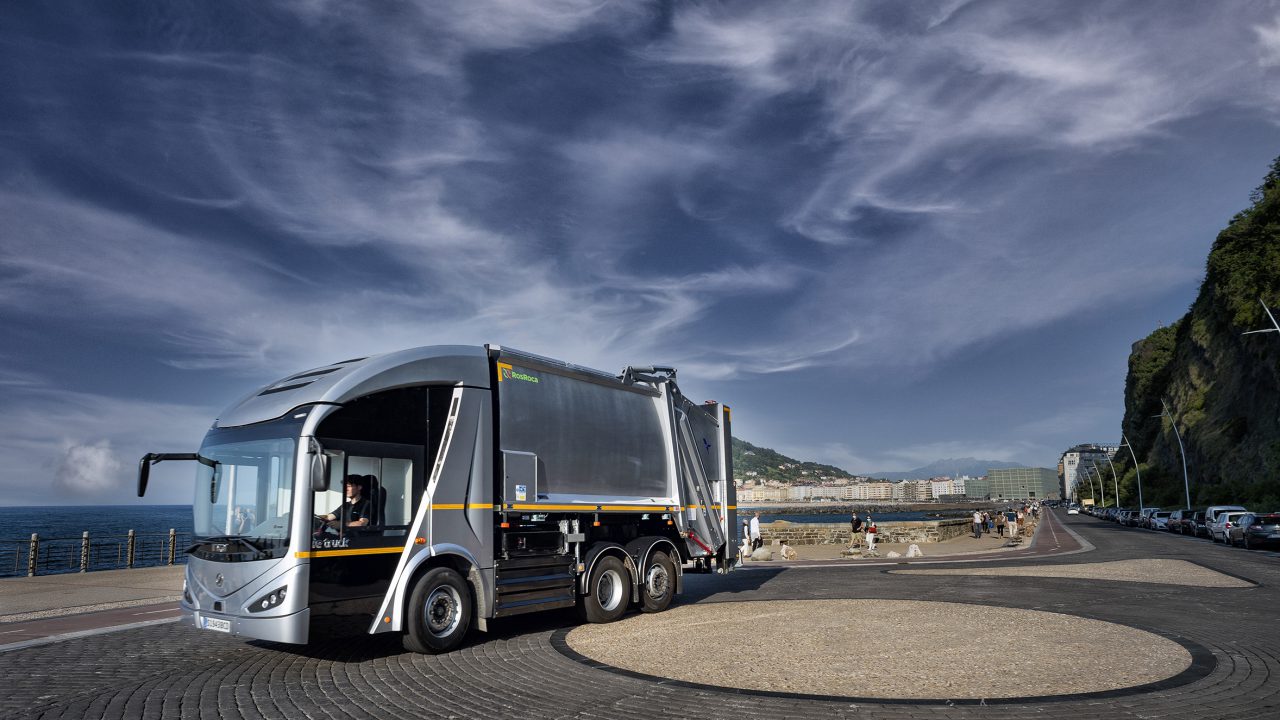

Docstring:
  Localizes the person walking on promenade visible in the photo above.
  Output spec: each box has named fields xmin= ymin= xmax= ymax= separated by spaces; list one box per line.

xmin=1016 ymin=508 xmax=1026 ymax=536
xmin=749 ymin=512 xmax=762 ymax=551
xmin=742 ymin=517 xmax=750 ymax=548
xmin=850 ymin=512 xmax=864 ymax=548
xmin=995 ymin=511 xmax=1006 ymax=537
xmin=972 ymin=509 xmax=983 ymax=538
xmin=865 ymin=516 xmax=878 ymax=552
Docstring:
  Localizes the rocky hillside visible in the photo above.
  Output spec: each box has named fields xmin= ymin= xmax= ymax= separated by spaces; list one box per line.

xmin=731 ymin=437 xmax=857 ymax=484
xmin=1111 ymin=157 xmax=1280 ymax=509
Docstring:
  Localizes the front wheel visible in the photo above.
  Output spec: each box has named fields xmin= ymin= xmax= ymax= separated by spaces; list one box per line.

xmin=404 ymin=567 xmax=472 ymax=654
xmin=640 ymin=550 xmax=676 ymax=613
xmin=581 ymin=555 xmax=630 ymax=623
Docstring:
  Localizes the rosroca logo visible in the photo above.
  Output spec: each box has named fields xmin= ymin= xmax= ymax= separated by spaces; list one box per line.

xmin=496 ymin=362 xmax=539 ymax=384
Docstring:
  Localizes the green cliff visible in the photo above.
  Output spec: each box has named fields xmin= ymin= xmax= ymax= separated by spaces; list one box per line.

xmin=1111 ymin=157 xmax=1280 ymax=509
xmin=731 ymin=437 xmax=857 ymax=484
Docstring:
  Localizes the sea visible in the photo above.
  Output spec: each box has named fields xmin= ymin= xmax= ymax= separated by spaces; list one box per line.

xmin=0 ymin=505 xmax=194 ymax=578
xmin=749 ymin=510 xmax=967 ymax=524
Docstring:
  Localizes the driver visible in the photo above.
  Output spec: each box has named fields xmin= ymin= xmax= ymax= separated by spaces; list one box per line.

xmin=319 ymin=474 xmax=374 ymax=530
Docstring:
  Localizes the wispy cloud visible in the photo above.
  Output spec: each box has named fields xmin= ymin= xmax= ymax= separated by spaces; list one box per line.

xmin=2 ymin=1 xmax=1277 ymax=496
xmin=1257 ymin=17 xmax=1280 ymax=66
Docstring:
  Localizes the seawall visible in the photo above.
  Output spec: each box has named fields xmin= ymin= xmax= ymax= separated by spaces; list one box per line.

xmin=758 ymin=518 xmax=973 ymax=545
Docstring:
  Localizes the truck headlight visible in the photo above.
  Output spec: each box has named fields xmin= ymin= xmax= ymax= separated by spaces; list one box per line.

xmin=247 ymin=586 xmax=288 ymax=613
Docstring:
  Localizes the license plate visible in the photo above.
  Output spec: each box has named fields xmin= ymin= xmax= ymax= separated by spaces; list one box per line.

xmin=200 ymin=616 xmax=231 ymax=633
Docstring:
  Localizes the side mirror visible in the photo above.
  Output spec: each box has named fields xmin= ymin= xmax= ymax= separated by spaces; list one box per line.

xmin=309 ymin=439 xmax=330 ymax=492
xmin=137 ymin=454 xmax=156 ymax=497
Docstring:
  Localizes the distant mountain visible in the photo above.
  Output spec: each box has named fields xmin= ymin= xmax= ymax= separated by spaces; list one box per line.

xmin=731 ymin=437 xmax=856 ymax=484
xmin=870 ymin=458 xmax=1025 ymax=481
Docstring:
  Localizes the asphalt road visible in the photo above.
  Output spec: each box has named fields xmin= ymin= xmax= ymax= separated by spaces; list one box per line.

xmin=1 ymin=510 xmax=1277 ymax=719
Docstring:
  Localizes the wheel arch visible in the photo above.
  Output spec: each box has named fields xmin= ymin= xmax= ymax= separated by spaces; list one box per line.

xmin=625 ymin=536 xmax=683 ymax=597
xmin=579 ymin=542 xmax=635 ymax=597
xmin=400 ymin=544 xmax=487 ymax=631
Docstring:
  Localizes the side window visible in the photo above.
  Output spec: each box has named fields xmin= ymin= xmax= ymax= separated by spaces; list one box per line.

xmin=312 ymin=451 xmax=414 ymax=540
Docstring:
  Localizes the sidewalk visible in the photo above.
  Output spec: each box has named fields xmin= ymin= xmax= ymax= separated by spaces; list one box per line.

xmin=0 ymin=565 xmax=184 ymax=623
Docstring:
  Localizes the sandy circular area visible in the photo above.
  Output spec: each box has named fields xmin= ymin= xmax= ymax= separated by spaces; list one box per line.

xmin=564 ymin=599 xmax=1193 ymax=700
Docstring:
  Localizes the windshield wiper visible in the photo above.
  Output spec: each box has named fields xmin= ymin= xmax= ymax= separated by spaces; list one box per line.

xmin=188 ymin=535 xmax=267 ymax=556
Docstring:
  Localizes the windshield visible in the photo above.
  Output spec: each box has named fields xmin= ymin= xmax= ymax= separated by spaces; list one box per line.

xmin=194 ymin=435 xmax=296 ymax=544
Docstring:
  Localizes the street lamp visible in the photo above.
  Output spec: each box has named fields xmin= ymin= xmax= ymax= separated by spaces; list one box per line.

xmin=1121 ymin=433 xmax=1144 ymax=513
xmin=1086 ymin=463 xmax=1106 ymax=507
xmin=1082 ymin=463 xmax=1097 ymax=505
xmin=1101 ymin=450 xmax=1120 ymax=508
xmin=1154 ymin=399 xmax=1192 ymax=511
xmin=1242 ymin=297 xmax=1280 ymax=336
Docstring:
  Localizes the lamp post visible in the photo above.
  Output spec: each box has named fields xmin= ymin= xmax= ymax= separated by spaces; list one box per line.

xmin=1086 ymin=463 xmax=1105 ymax=507
xmin=1121 ymin=433 xmax=1144 ymax=513
xmin=1083 ymin=463 xmax=1097 ymax=505
xmin=1101 ymin=450 xmax=1121 ymax=507
xmin=1241 ymin=297 xmax=1280 ymax=336
xmin=1155 ymin=399 xmax=1192 ymax=511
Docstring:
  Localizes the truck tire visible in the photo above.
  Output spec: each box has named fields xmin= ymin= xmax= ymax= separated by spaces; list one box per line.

xmin=581 ymin=555 xmax=629 ymax=623
xmin=403 ymin=567 xmax=471 ymax=654
xmin=640 ymin=550 xmax=675 ymax=613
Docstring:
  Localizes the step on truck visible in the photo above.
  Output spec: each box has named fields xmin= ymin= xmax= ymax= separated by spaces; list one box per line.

xmin=138 ymin=345 xmax=736 ymax=653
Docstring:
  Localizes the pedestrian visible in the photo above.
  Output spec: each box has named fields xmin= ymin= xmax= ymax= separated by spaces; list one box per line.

xmin=865 ymin=516 xmax=878 ymax=552
xmin=749 ymin=512 xmax=762 ymax=551
xmin=850 ymin=512 xmax=864 ymax=548
xmin=1016 ymin=508 xmax=1025 ymax=535
xmin=982 ymin=511 xmax=991 ymax=533
xmin=972 ymin=509 xmax=983 ymax=538
xmin=995 ymin=511 xmax=1006 ymax=537
xmin=742 ymin=517 xmax=750 ymax=548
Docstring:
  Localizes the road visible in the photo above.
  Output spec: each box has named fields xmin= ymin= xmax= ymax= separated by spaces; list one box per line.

xmin=1 ymin=510 xmax=1277 ymax=719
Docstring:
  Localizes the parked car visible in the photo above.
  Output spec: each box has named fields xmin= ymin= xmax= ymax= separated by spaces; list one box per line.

xmin=1138 ymin=507 xmax=1162 ymax=528
xmin=1190 ymin=511 xmax=1209 ymax=538
xmin=1169 ymin=508 xmax=1204 ymax=534
xmin=1205 ymin=505 xmax=1248 ymax=527
xmin=1208 ymin=511 xmax=1250 ymax=543
xmin=1151 ymin=511 xmax=1173 ymax=531
xmin=1238 ymin=513 xmax=1280 ymax=550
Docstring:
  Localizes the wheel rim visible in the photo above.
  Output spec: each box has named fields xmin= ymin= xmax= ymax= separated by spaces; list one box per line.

xmin=425 ymin=585 xmax=462 ymax=637
xmin=597 ymin=568 xmax=625 ymax=612
xmin=646 ymin=562 xmax=670 ymax=601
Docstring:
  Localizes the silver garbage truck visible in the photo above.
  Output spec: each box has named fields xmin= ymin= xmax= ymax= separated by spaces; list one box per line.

xmin=138 ymin=345 xmax=736 ymax=653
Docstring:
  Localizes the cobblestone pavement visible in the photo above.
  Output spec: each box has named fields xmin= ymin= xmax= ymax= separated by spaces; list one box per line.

xmin=2 ymin=510 xmax=1279 ymax=719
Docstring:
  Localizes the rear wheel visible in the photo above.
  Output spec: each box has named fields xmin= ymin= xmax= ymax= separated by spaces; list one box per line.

xmin=1244 ymin=534 xmax=1252 ymax=550
xmin=640 ymin=550 xmax=676 ymax=613
xmin=581 ymin=555 xmax=629 ymax=623
xmin=404 ymin=567 xmax=472 ymax=654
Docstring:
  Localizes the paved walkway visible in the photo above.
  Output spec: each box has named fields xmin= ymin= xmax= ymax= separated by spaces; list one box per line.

xmin=1 ymin=510 xmax=1277 ymax=719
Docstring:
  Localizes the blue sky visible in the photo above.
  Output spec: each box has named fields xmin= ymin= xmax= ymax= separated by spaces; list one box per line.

xmin=2 ymin=1 xmax=1279 ymax=506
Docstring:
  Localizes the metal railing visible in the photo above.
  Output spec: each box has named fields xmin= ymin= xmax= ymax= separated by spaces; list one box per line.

xmin=2 ymin=529 xmax=192 ymax=578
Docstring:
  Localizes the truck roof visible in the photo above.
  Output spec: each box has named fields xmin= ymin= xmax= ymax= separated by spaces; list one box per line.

xmin=215 ymin=345 xmax=490 ymax=428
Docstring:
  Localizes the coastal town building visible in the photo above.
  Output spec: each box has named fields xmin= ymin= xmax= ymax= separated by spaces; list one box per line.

xmin=1058 ymin=444 xmax=1119 ymax=500
xmin=985 ymin=467 xmax=1061 ymax=500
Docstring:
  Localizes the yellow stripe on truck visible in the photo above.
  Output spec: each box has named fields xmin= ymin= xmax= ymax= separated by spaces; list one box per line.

xmin=502 ymin=504 xmax=675 ymax=513
xmin=294 ymin=546 xmax=404 ymax=559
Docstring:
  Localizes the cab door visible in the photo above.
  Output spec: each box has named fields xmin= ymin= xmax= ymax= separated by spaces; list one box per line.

xmin=308 ymin=439 xmax=425 ymax=612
